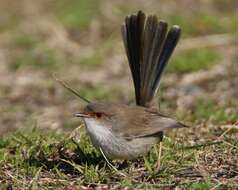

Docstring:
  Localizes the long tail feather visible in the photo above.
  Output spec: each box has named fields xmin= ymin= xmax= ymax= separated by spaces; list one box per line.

xmin=152 ymin=25 xmax=181 ymax=95
xmin=121 ymin=11 xmax=145 ymax=104
xmin=122 ymin=11 xmax=181 ymax=107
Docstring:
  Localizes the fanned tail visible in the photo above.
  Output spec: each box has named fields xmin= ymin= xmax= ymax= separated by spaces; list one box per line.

xmin=121 ymin=11 xmax=181 ymax=107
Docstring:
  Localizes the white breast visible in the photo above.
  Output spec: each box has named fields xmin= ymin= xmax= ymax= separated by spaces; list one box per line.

xmin=83 ymin=118 xmax=128 ymax=159
xmin=83 ymin=118 xmax=113 ymax=147
xmin=82 ymin=118 xmax=159 ymax=159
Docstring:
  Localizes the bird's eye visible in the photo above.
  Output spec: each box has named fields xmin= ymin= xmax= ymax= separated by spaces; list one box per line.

xmin=95 ymin=113 xmax=102 ymax=118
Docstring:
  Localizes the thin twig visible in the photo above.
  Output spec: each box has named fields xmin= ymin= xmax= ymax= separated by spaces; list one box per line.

xmin=156 ymin=141 xmax=163 ymax=171
xmin=5 ymin=171 xmax=27 ymax=186
xmin=52 ymin=73 xmax=90 ymax=103
xmin=218 ymin=121 xmax=238 ymax=139
xmin=222 ymin=140 xmax=237 ymax=149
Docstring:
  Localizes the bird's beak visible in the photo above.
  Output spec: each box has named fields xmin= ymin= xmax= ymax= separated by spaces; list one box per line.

xmin=74 ymin=112 xmax=91 ymax=118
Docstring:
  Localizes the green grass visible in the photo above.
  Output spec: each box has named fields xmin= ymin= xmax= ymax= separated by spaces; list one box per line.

xmin=9 ymin=32 xmax=58 ymax=71
xmin=13 ymin=33 xmax=38 ymax=49
xmin=79 ymin=52 xmax=103 ymax=67
xmin=7 ymin=32 xmax=60 ymax=71
xmin=176 ymin=98 xmax=238 ymax=124
xmin=167 ymin=14 xmax=238 ymax=36
xmin=193 ymin=99 xmax=238 ymax=123
xmin=55 ymin=0 xmax=99 ymax=30
xmin=77 ymin=85 xmax=122 ymax=102
xmin=78 ymin=34 xmax=118 ymax=68
xmin=169 ymin=48 xmax=219 ymax=74
xmin=187 ymin=180 xmax=211 ymax=190
xmin=0 ymin=124 xmax=237 ymax=189
xmin=10 ymin=47 xmax=58 ymax=71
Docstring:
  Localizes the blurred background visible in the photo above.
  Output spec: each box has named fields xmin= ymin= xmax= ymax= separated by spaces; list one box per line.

xmin=1 ymin=0 xmax=238 ymax=135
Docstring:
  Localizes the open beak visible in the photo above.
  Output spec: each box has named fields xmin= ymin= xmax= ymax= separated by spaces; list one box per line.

xmin=74 ymin=112 xmax=91 ymax=118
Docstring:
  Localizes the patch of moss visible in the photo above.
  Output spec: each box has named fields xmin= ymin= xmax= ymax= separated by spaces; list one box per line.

xmin=169 ymin=48 xmax=219 ymax=74
xmin=55 ymin=0 xmax=99 ymax=30
xmin=186 ymin=98 xmax=238 ymax=124
xmin=13 ymin=33 xmax=38 ymax=49
xmin=168 ymin=14 xmax=238 ymax=36
xmin=79 ymin=53 xmax=103 ymax=68
xmin=77 ymin=85 xmax=121 ymax=102
xmin=10 ymin=48 xmax=58 ymax=71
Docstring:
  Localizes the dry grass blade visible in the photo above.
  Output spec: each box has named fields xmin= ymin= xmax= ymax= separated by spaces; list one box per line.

xmin=52 ymin=73 xmax=91 ymax=103
xmin=218 ymin=121 xmax=238 ymax=139
xmin=99 ymin=147 xmax=127 ymax=177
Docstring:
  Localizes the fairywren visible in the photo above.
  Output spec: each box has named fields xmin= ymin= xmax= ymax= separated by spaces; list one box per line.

xmin=75 ymin=11 xmax=186 ymax=159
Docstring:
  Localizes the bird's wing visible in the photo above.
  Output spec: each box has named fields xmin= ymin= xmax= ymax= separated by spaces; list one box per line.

xmin=112 ymin=106 xmax=186 ymax=139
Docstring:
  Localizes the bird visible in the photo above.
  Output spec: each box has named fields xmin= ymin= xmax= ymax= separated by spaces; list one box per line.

xmin=74 ymin=10 xmax=186 ymax=161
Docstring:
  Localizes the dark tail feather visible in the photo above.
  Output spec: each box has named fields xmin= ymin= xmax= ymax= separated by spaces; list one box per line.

xmin=121 ymin=11 xmax=181 ymax=107
xmin=152 ymin=26 xmax=181 ymax=95
xmin=121 ymin=11 xmax=145 ymax=104
xmin=142 ymin=20 xmax=168 ymax=104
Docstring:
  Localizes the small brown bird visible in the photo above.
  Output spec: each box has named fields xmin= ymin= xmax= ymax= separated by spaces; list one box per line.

xmin=75 ymin=11 xmax=186 ymax=160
